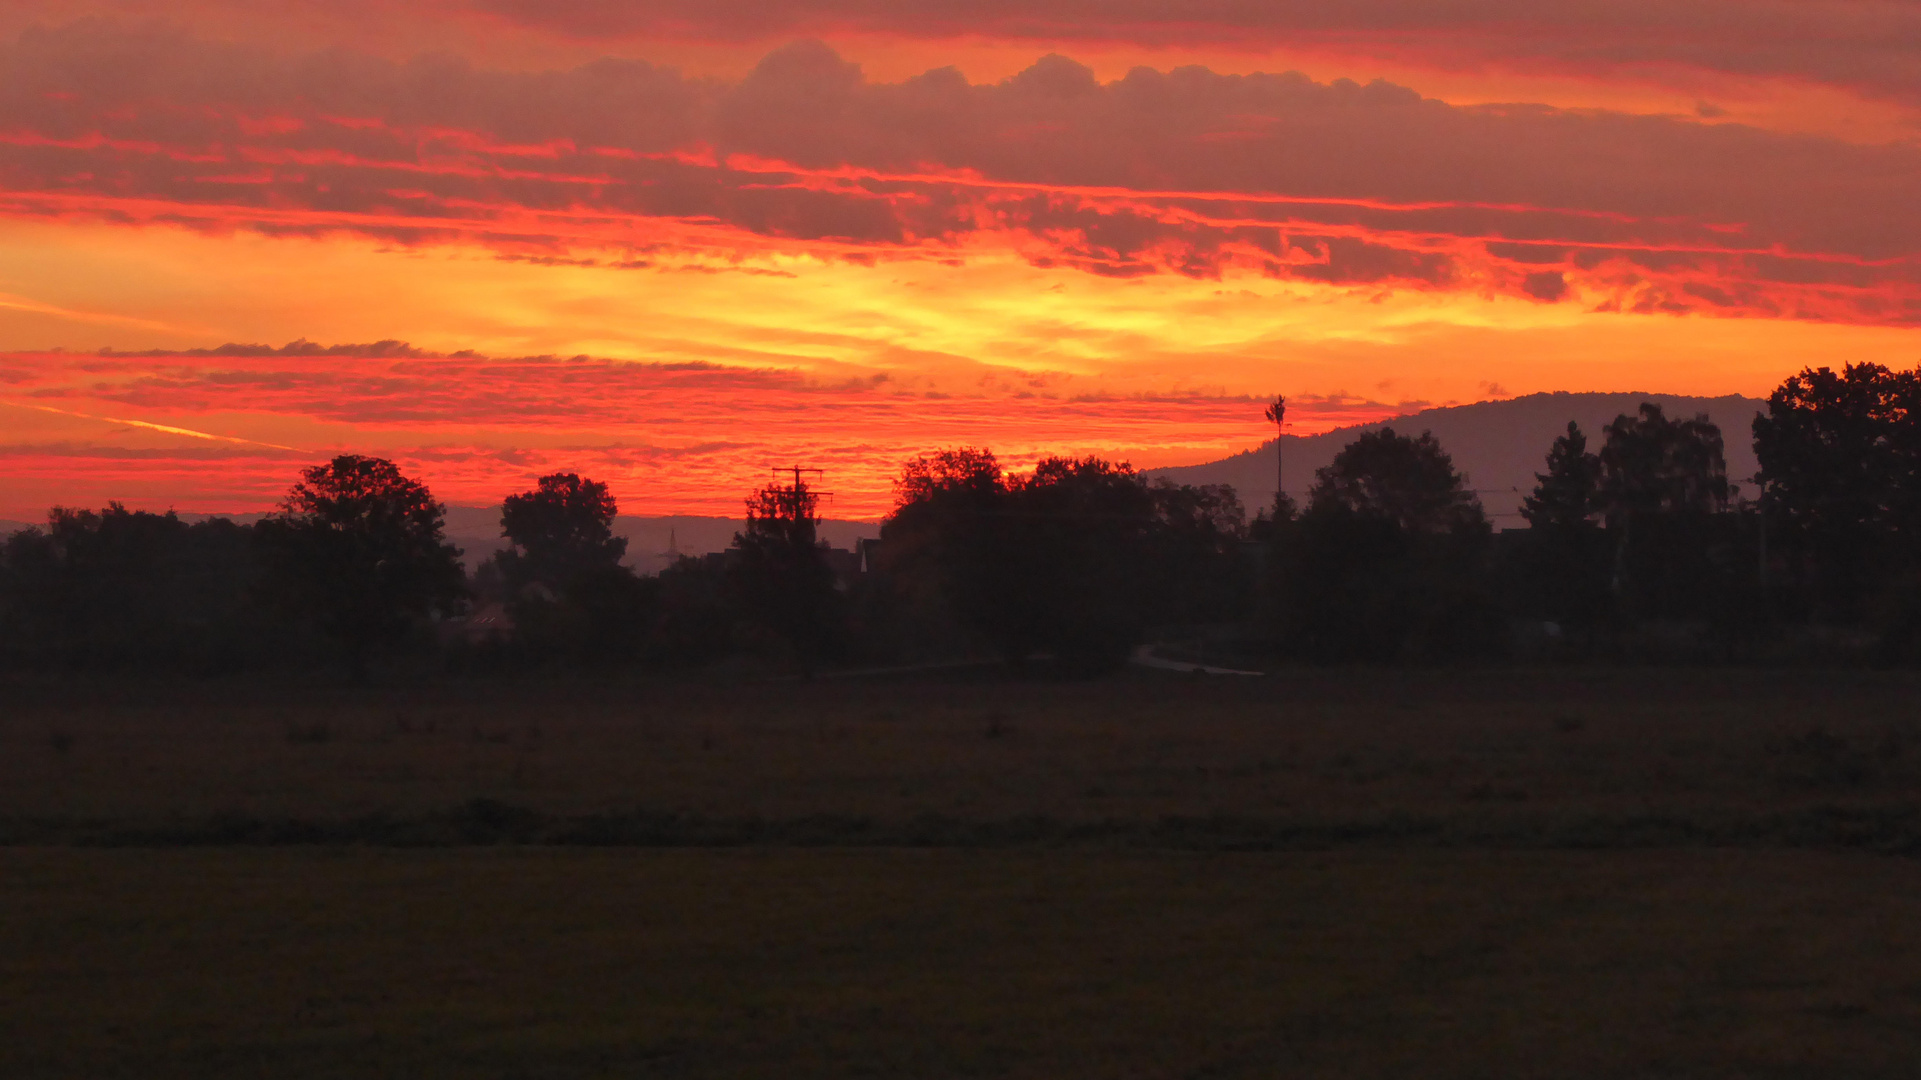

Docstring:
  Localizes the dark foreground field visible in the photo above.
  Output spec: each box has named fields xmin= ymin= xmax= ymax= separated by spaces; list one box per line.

xmin=5 ymin=669 xmax=1921 ymax=1076
xmin=6 ymin=847 xmax=1921 ymax=1079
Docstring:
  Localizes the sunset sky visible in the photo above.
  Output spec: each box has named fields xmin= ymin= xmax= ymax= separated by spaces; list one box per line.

xmin=2 ymin=1 xmax=1919 ymax=519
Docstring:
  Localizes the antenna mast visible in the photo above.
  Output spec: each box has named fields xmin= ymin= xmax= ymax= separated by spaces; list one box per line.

xmin=1264 ymin=395 xmax=1287 ymax=513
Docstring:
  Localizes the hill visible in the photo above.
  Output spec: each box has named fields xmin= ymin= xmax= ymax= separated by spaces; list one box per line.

xmin=1147 ymin=392 xmax=1767 ymax=525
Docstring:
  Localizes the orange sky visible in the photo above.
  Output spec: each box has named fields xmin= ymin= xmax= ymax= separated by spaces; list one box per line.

xmin=1 ymin=3 xmax=1918 ymax=520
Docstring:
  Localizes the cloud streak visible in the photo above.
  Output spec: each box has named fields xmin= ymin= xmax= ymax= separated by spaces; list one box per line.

xmin=0 ymin=343 xmax=1417 ymax=516
xmin=0 ymin=400 xmax=306 ymax=450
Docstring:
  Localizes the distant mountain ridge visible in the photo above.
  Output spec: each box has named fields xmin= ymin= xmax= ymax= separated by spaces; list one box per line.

xmin=0 ymin=508 xmax=879 ymax=575
xmin=1146 ymin=392 xmax=1767 ymax=525
xmin=436 ymin=511 xmax=881 ymax=575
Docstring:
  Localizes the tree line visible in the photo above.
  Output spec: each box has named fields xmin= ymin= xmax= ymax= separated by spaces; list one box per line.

xmin=4 ymin=362 xmax=1920 ymax=675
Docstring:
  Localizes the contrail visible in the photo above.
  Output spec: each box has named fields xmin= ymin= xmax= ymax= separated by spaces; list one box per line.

xmin=0 ymin=400 xmax=306 ymax=452
xmin=0 ymin=292 xmax=189 ymax=334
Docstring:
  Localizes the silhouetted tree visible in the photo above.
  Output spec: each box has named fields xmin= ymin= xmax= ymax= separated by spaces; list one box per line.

xmin=1598 ymin=404 xmax=1734 ymax=620
xmin=0 ymin=505 xmax=270 ymax=670
xmin=1753 ymin=363 xmax=1921 ymax=621
xmin=650 ymin=552 xmax=744 ymax=669
xmin=488 ymin=472 xmax=652 ymax=665
xmin=534 ymin=563 xmax=662 ymax=666
xmin=256 ymin=455 xmax=465 ymax=678
xmin=1515 ymin=423 xmax=1610 ymax=643
xmin=881 ymin=448 xmax=1019 ymax=658
xmin=1144 ymin=480 xmax=1251 ymax=625
xmin=496 ymin=472 xmax=627 ymax=593
xmin=732 ymin=472 xmax=839 ymax=673
xmin=1600 ymin=404 xmax=1730 ymax=521
xmin=1523 ymin=422 xmax=1601 ymax=530
xmin=1280 ymin=428 xmax=1494 ymax=661
xmin=884 ymin=450 xmax=1233 ymax=671
xmin=1309 ymin=428 xmax=1487 ymax=534
xmin=1007 ymin=455 xmax=1160 ymax=670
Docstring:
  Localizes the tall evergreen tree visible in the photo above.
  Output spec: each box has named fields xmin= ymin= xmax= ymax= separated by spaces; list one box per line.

xmin=1516 ymin=422 xmax=1610 ymax=640
xmin=1522 ymin=422 xmax=1601 ymax=530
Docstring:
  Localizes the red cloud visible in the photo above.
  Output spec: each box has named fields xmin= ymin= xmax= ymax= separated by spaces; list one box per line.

xmin=1 ymin=26 xmax=1918 ymax=323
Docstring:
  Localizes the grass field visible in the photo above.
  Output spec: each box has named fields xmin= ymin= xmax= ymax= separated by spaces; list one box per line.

xmin=5 ymin=848 xmax=1921 ymax=1078
xmin=5 ymin=667 xmax=1920 ymax=846
xmin=5 ymin=668 xmax=1921 ymax=1076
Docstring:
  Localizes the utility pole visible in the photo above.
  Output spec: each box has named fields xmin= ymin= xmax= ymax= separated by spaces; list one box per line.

xmin=1264 ymin=395 xmax=1287 ymax=514
xmin=773 ymin=466 xmax=830 ymax=503
xmin=767 ymin=467 xmax=831 ymax=538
